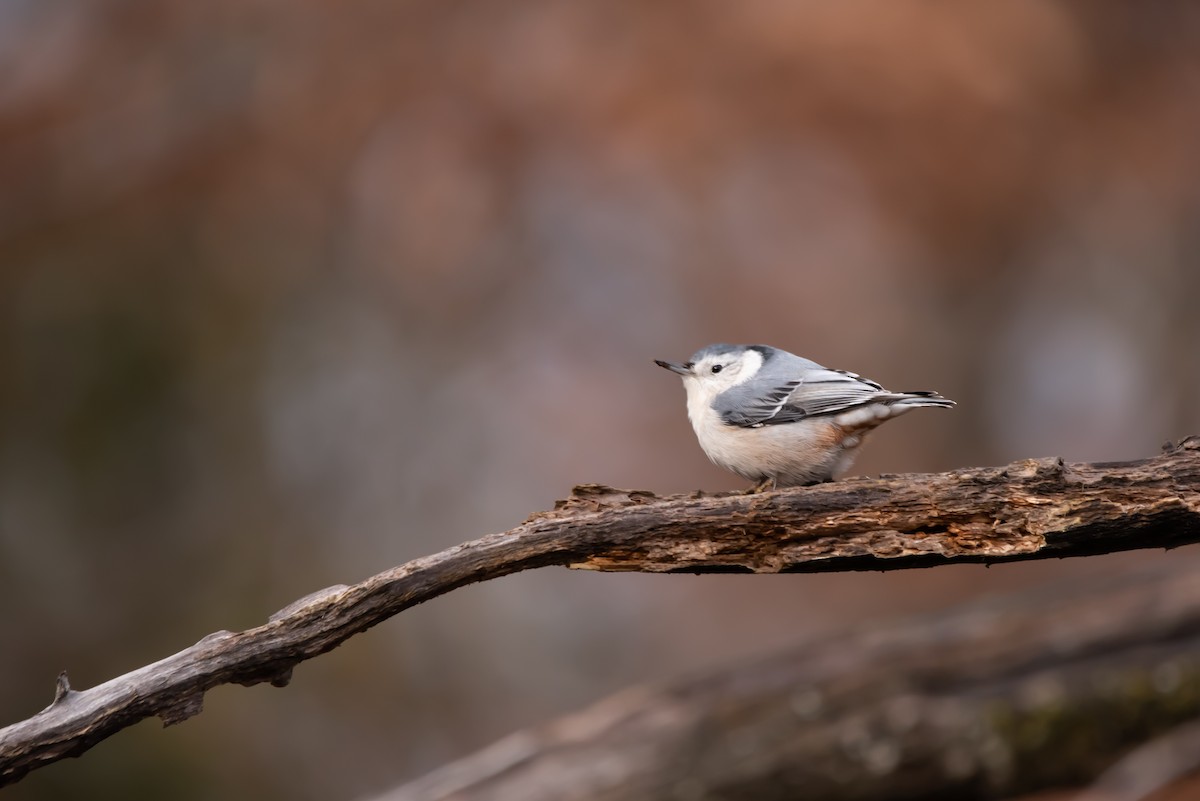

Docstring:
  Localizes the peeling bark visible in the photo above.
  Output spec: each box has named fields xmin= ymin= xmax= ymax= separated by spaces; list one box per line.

xmin=2 ymin=438 xmax=1199 ymax=786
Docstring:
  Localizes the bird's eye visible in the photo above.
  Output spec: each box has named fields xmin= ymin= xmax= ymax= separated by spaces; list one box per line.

xmin=711 ymin=364 xmax=723 ymax=374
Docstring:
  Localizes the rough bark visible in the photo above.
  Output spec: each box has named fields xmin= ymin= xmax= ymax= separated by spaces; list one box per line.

xmin=2 ymin=438 xmax=1199 ymax=786
xmin=381 ymin=561 xmax=1200 ymax=801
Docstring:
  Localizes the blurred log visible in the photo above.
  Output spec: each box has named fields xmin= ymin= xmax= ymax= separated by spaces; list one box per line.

xmin=380 ymin=561 xmax=1200 ymax=801
xmin=2 ymin=438 xmax=1199 ymax=786
xmin=1074 ymin=719 xmax=1200 ymax=801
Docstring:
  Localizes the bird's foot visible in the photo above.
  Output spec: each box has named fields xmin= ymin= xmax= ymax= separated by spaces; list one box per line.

xmin=744 ymin=477 xmax=777 ymax=494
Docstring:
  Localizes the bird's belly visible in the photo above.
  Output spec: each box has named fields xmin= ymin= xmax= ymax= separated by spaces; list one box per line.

xmin=694 ymin=419 xmax=859 ymax=486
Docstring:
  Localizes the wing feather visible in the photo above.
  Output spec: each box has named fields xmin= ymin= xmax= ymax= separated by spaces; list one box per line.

xmin=716 ymin=368 xmax=891 ymax=428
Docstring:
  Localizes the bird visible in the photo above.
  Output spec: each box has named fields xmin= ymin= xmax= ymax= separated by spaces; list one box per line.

xmin=655 ymin=344 xmax=955 ymax=490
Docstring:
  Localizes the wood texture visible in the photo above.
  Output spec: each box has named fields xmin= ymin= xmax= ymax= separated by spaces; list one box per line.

xmin=2 ymin=438 xmax=1199 ymax=786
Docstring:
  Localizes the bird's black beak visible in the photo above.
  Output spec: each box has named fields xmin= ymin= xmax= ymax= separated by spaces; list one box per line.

xmin=655 ymin=359 xmax=692 ymax=376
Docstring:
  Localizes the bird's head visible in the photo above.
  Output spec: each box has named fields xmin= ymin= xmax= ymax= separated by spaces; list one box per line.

xmin=655 ymin=344 xmax=770 ymax=402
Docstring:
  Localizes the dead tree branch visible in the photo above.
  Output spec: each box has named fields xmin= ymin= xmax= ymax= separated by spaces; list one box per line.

xmin=379 ymin=560 xmax=1200 ymax=801
xmin=2 ymin=438 xmax=1200 ymax=786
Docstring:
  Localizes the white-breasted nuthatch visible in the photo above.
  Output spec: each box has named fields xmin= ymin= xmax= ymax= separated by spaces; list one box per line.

xmin=655 ymin=344 xmax=955 ymax=489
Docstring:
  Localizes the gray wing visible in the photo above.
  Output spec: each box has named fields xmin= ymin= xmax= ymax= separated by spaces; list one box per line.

xmin=715 ymin=368 xmax=887 ymax=428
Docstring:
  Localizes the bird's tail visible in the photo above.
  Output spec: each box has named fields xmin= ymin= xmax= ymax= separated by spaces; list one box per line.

xmin=887 ymin=391 xmax=956 ymax=409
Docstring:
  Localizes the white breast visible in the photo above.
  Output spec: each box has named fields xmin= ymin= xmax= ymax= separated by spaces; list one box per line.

xmin=685 ymin=396 xmax=861 ymax=486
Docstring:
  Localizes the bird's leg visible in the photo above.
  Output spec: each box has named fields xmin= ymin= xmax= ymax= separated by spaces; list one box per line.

xmin=744 ymin=476 xmax=777 ymax=494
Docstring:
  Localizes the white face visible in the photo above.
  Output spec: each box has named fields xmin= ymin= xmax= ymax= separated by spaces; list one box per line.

xmin=684 ymin=348 xmax=764 ymax=399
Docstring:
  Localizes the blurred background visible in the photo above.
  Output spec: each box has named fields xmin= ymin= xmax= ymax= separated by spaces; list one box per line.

xmin=3 ymin=1 xmax=1200 ymax=799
